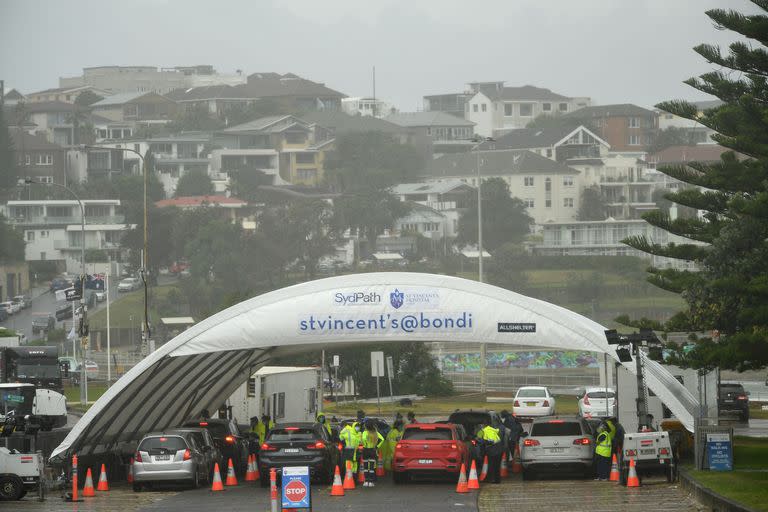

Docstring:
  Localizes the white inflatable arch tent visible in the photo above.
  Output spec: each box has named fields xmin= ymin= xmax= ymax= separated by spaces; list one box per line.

xmin=51 ymin=272 xmax=697 ymax=461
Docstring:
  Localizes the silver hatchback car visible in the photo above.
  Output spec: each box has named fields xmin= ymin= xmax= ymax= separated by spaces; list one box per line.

xmin=133 ymin=432 xmax=209 ymax=491
xmin=520 ymin=417 xmax=594 ymax=479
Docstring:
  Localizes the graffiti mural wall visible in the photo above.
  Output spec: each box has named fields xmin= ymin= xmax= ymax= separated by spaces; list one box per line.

xmin=439 ymin=351 xmax=599 ymax=372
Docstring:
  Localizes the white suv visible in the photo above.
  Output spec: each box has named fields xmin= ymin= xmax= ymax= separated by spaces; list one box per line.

xmin=577 ymin=387 xmax=616 ymax=418
xmin=513 ymin=386 xmax=556 ymax=417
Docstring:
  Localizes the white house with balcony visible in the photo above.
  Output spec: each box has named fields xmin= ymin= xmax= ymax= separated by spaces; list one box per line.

xmin=2 ymin=200 xmax=133 ymax=273
xmin=390 ymin=180 xmax=475 ymax=239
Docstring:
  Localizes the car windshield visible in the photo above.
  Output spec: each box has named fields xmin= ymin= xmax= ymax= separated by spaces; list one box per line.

xmin=184 ymin=421 xmax=228 ymax=439
xmin=586 ymin=391 xmax=615 ymax=399
xmin=16 ymin=363 xmax=60 ymax=378
xmin=719 ymin=385 xmax=744 ymax=397
xmin=517 ymin=388 xmax=547 ymax=398
xmin=139 ymin=436 xmax=187 ymax=455
xmin=267 ymin=428 xmax=318 ymax=441
xmin=530 ymin=422 xmax=583 ymax=436
xmin=402 ymin=428 xmax=453 ymax=440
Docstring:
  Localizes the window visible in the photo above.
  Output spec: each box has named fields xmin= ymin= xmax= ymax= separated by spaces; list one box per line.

xmin=297 ymin=169 xmax=317 ymax=181
xmin=38 ymin=176 xmax=54 ymax=184
xmin=545 ymin=178 xmax=552 ymax=192
xmin=628 ymin=134 xmax=640 ymax=145
xmin=27 ymin=231 xmax=35 ymax=241
xmin=40 ymin=252 xmax=46 ymax=260
xmin=247 ymin=378 xmax=256 ymax=398
xmin=24 ymin=154 xmax=31 ymax=166
xmin=524 ymin=176 xmax=534 ymax=187
xmin=481 ymin=103 xmax=487 ymax=112
xmin=277 ymin=392 xmax=285 ymax=419
xmin=545 ymin=199 xmax=552 ymax=208
xmin=473 ymin=104 xmax=478 ymax=113
xmin=559 ymin=103 xmax=569 ymax=112
xmin=504 ymin=104 xmax=513 ymax=116
xmin=295 ymin=153 xmax=315 ymax=164
xmin=40 ymin=230 xmax=49 ymax=238
xmin=519 ymin=103 xmax=533 ymax=116
xmin=563 ymin=176 xmax=574 ymax=187
xmin=524 ymin=198 xmax=535 ymax=208
xmin=150 ymin=143 xmax=172 ymax=154
xmin=542 ymin=103 xmax=552 ymax=112
xmin=36 ymin=154 xmax=53 ymax=166
xmin=401 ymin=223 xmax=418 ymax=232
xmin=628 ymin=117 xmax=640 ymax=128
xmin=563 ymin=197 xmax=574 ymax=208
xmin=546 ymin=148 xmax=553 ymax=158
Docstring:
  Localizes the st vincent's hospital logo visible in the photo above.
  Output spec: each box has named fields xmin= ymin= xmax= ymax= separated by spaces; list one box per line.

xmin=390 ymin=289 xmax=404 ymax=309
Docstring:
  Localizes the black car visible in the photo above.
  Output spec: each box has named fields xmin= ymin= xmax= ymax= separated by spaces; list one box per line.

xmin=258 ymin=422 xmax=339 ymax=487
xmin=55 ymin=303 xmax=73 ymax=321
xmin=718 ymin=383 xmax=749 ymax=421
xmin=447 ymin=409 xmax=509 ymax=465
xmin=182 ymin=418 xmax=250 ymax=477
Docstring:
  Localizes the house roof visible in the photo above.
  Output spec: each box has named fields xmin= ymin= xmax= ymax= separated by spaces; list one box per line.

xmin=384 ymin=111 xmax=474 ymax=128
xmin=220 ymin=115 xmax=309 ymax=133
xmin=300 ymin=111 xmax=405 ymax=134
xmin=91 ymin=92 xmax=171 ymax=107
xmin=155 ymin=195 xmax=247 ymax=208
xmin=563 ymin=103 xmax=656 ymax=119
xmin=391 ymin=179 xmax=474 ymax=196
xmin=472 ymin=84 xmax=572 ymax=102
xmin=422 ymin=149 xmax=579 ymax=178
xmin=27 ymin=85 xmax=100 ymax=96
xmin=12 ymin=101 xmax=88 ymax=114
xmin=484 ymin=125 xmax=607 ymax=150
xmin=4 ymin=89 xmax=24 ymax=100
xmin=650 ymin=145 xmax=731 ymax=165
xmin=167 ymin=73 xmax=346 ymax=102
xmin=10 ymin=128 xmax=65 ymax=151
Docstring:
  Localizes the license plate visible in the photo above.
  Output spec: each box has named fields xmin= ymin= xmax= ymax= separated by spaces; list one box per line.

xmin=284 ymin=448 xmax=299 ymax=453
xmin=547 ymin=448 xmax=565 ymax=454
xmin=418 ymin=459 xmax=433 ymax=464
xmin=640 ymin=448 xmax=656 ymax=455
xmin=154 ymin=455 xmax=170 ymax=461
xmin=526 ymin=402 xmax=537 ymax=407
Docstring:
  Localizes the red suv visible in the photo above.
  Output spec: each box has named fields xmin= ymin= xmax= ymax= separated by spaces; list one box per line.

xmin=392 ymin=423 xmax=470 ymax=483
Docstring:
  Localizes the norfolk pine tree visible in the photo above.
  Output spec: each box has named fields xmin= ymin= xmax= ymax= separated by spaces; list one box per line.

xmin=622 ymin=2 xmax=768 ymax=370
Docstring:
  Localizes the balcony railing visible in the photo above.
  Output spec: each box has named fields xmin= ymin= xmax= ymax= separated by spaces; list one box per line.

xmin=11 ymin=215 xmax=126 ymax=226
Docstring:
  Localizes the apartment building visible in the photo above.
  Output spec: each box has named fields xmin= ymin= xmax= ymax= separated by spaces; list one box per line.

xmin=563 ymin=104 xmax=658 ymax=152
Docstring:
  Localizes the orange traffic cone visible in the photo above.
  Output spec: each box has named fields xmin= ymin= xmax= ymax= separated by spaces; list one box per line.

xmin=96 ymin=463 xmax=109 ymax=491
xmin=376 ymin=451 xmax=385 ymax=477
xmin=82 ymin=468 xmax=96 ymax=497
xmin=127 ymin=457 xmax=134 ymax=483
xmin=330 ymin=466 xmax=345 ymax=496
xmin=210 ymin=462 xmax=224 ymax=492
xmin=500 ymin=452 xmax=509 ymax=478
xmin=244 ymin=454 xmax=257 ymax=481
xmin=225 ymin=458 xmax=238 ymax=486
xmin=609 ymin=454 xmax=620 ymax=482
xmin=512 ymin=445 xmax=522 ymax=474
xmin=357 ymin=459 xmax=365 ymax=484
xmin=456 ymin=463 xmax=469 ymax=493
xmin=479 ymin=455 xmax=489 ymax=481
xmin=467 ymin=459 xmax=480 ymax=490
xmin=343 ymin=460 xmax=356 ymax=490
xmin=253 ymin=457 xmax=260 ymax=481
xmin=626 ymin=458 xmax=640 ymax=487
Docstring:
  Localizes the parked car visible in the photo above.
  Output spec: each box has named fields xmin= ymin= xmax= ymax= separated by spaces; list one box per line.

xmin=0 ymin=301 xmax=20 ymax=315
xmin=132 ymin=431 xmax=210 ymax=491
xmin=165 ymin=427 xmax=222 ymax=481
xmin=94 ymin=290 xmax=107 ymax=302
xmin=446 ymin=409 xmax=507 ymax=467
xmin=577 ymin=387 xmax=616 ymax=418
xmin=513 ymin=386 xmax=556 ymax=417
xmin=0 ymin=309 xmax=8 ymax=323
xmin=520 ymin=417 xmax=594 ymax=479
xmin=55 ymin=303 xmax=73 ymax=321
xmin=181 ymin=418 xmax=249 ymax=478
xmin=118 ymin=277 xmax=141 ymax=292
xmin=257 ymin=423 xmax=338 ymax=487
xmin=12 ymin=295 xmax=30 ymax=310
xmin=392 ymin=423 xmax=471 ymax=483
xmin=718 ymin=383 xmax=749 ymax=422
xmin=50 ymin=277 xmax=72 ymax=292
xmin=31 ymin=313 xmax=56 ymax=334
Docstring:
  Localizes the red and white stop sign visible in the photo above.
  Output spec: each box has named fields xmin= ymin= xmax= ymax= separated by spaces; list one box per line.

xmin=284 ymin=479 xmax=307 ymax=503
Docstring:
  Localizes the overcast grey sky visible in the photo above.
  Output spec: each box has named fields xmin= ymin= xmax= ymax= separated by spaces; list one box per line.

xmin=0 ymin=0 xmax=756 ymax=110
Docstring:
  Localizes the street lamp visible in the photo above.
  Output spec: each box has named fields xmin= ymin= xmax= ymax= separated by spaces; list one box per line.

xmin=470 ymin=137 xmax=494 ymax=395
xmin=80 ymin=145 xmax=151 ymax=355
xmin=21 ymin=177 xmax=88 ymax=404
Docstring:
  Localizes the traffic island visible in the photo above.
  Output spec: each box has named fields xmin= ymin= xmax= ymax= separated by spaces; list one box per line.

xmin=680 ymin=468 xmax=766 ymax=512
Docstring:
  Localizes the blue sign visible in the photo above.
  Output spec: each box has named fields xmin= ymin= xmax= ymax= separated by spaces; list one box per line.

xmin=707 ymin=433 xmax=733 ymax=471
xmin=281 ymin=466 xmax=311 ymax=510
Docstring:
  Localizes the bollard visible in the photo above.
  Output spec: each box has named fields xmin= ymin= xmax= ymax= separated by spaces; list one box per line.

xmin=269 ymin=468 xmax=278 ymax=512
xmin=72 ymin=454 xmax=78 ymax=501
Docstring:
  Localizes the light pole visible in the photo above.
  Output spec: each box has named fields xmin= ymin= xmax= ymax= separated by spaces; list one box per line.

xmin=470 ymin=137 xmax=494 ymax=394
xmin=22 ymin=177 xmax=88 ymax=404
xmin=81 ymin=145 xmax=151 ymax=355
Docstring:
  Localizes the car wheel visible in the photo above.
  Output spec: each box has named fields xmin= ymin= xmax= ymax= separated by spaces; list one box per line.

xmin=0 ymin=476 xmax=23 ymax=500
xmin=521 ymin=468 xmax=535 ymax=481
xmin=132 ymin=482 xmax=142 ymax=492
xmin=191 ymin=469 xmax=200 ymax=489
xmin=393 ymin=471 xmax=407 ymax=484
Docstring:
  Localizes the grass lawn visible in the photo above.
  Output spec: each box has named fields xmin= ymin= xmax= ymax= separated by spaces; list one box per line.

xmin=687 ymin=436 xmax=768 ymax=512
xmin=64 ymin=383 xmax=109 ymax=406
xmin=89 ymin=284 xmax=179 ymax=329
xmin=750 ymin=403 xmax=768 ymax=420
xmin=324 ymin=394 xmax=580 ymax=418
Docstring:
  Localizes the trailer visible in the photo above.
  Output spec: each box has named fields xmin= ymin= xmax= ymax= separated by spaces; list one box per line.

xmin=227 ymin=366 xmax=321 ymax=425
xmin=0 ymin=447 xmax=44 ymax=500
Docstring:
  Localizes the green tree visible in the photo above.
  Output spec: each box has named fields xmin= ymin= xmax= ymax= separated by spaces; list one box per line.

xmin=0 ymin=214 xmax=25 ymax=262
xmin=122 ymin=205 xmax=177 ymax=274
xmin=457 ymin=178 xmax=533 ymax=251
xmin=0 ymin=107 xmax=16 ymax=193
xmin=174 ymin=171 xmax=214 ymax=197
xmin=487 ymin=243 xmax=528 ymax=291
xmin=75 ymin=90 xmax=104 ymax=106
xmin=228 ymin=168 xmax=271 ymax=202
xmin=283 ymin=200 xmax=337 ymax=279
xmin=168 ymin=104 xmax=224 ymax=133
xmin=622 ymin=1 xmax=768 ymax=370
xmin=648 ymin=126 xmax=698 ymax=154
xmin=333 ymin=187 xmax=411 ymax=253
xmin=577 ymin=185 xmax=607 ymax=220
